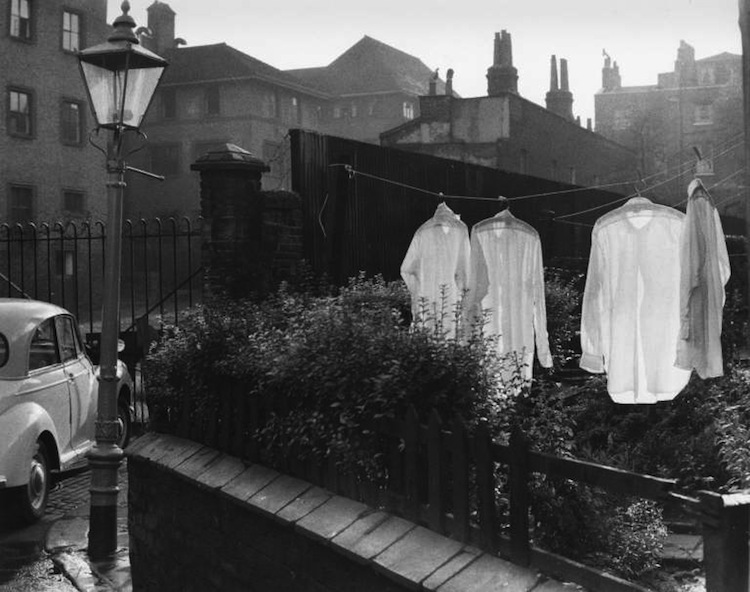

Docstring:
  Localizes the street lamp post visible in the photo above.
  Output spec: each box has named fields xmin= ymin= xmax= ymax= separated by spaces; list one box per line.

xmin=77 ymin=1 xmax=167 ymax=560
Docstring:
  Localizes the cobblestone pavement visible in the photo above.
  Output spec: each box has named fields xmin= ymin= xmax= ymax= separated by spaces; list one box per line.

xmin=0 ymin=465 xmax=128 ymax=591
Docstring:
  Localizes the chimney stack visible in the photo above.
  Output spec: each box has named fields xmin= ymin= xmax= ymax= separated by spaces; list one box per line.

xmin=601 ymin=51 xmax=622 ymax=91
xmin=445 ymin=68 xmax=454 ymax=97
xmin=145 ymin=1 xmax=176 ymax=54
xmin=545 ymin=55 xmax=574 ymax=120
xmin=486 ymin=30 xmax=518 ymax=95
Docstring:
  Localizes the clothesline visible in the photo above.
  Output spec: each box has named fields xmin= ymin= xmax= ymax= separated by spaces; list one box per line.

xmin=553 ymin=138 xmax=744 ymax=221
xmin=550 ymin=169 xmax=743 ymax=228
xmin=328 ymin=136 xmax=743 ymax=218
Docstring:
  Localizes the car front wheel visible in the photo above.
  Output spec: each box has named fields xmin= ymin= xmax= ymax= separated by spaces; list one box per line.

xmin=17 ymin=440 xmax=50 ymax=524
xmin=117 ymin=402 xmax=132 ymax=450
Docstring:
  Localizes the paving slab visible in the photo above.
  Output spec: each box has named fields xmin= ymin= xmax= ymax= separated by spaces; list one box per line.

xmin=246 ymin=474 xmax=311 ymax=517
xmin=160 ymin=439 xmax=204 ymax=470
xmin=437 ymin=553 xmax=542 ymax=592
xmin=296 ymin=495 xmax=370 ymax=542
xmin=172 ymin=446 xmax=222 ymax=479
xmin=329 ymin=510 xmax=391 ymax=563
xmin=46 ymin=517 xmax=89 ymax=552
xmin=276 ymin=486 xmax=331 ymax=523
xmin=194 ymin=454 xmax=246 ymax=489
xmin=374 ymin=525 xmax=464 ymax=590
xmin=334 ymin=514 xmax=414 ymax=565
xmin=423 ymin=546 xmax=482 ymax=591
xmin=220 ymin=464 xmax=279 ymax=502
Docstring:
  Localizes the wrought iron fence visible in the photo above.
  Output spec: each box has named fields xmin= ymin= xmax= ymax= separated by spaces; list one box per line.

xmin=0 ymin=217 xmax=203 ymax=427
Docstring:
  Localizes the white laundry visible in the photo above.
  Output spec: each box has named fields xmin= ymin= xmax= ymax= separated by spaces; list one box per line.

xmin=675 ymin=179 xmax=731 ymax=378
xmin=467 ymin=209 xmax=552 ymax=379
xmin=400 ymin=203 xmax=471 ymax=336
xmin=580 ymin=197 xmax=691 ymax=404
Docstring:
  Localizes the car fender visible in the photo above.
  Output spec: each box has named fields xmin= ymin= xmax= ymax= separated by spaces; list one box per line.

xmin=0 ymin=402 xmax=58 ymax=488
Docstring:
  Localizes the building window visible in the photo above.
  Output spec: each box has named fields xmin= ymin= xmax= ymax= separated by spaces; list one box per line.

xmin=550 ymin=160 xmax=559 ymax=181
xmin=149 ymin=144 xmax=180 ymax=176
xmin=7 ymin=89 xmax=33 ymax=137
xmin=55 ymin=250 xmax=75 ymax=278
xmin=519 ymin=149 xmax=528 ymax=174
xmin=10 ymin=0 xmax=32 ymax=40
xmin=263 ymin=92 xmax=278 ymax=119
xmin=205 ymin=86 xmax=220 ymax=116
xmin=9 ymin=185 xmax=34 ymax=223
xmin=694 ymin=104 xmax=713 ymax=125
xmin=290 ymin=97 xmax=300 ymax=124
xmin=62 ymin=10 xmax=80 ymax=52
xmin=333 ymin=105 xmax=342 ymax=119
xmin=61 ymin=100 xmax=82 ymax=145
xmin=161 ymin=88 xmax=176 ymax=119
xmin=569 ymin=167 xmax=576 ymax=184
xmin=613 ymin=109 xmax=630 ymax=131
xmin=63 ymin=190 xmax=85 ymax=214
xmin=350 ymin=103 xmax=358 ymax=118
xmin=368 ymin=100 xmax=378 ymax=116
xmin=403 ymin=101 xmax=415 ymax=120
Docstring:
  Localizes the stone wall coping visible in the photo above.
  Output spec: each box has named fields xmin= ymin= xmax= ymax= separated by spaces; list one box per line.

xmin=126 ymin=433 xmax=572 ymax=592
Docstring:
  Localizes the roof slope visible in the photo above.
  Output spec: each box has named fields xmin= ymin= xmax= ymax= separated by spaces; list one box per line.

xmin=160 ymin=43 xmax=329 ymax=97
xmin=286 ymin=35 xmax=445 ymax=97
xmin=697 ymin=51 xmax=741 ymax=63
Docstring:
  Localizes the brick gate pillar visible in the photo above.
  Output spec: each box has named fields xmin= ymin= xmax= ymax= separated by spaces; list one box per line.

xmin=191 ymin=143 xmax=270 ymax=300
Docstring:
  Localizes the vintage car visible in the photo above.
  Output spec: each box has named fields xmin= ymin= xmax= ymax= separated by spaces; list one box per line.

xmin=0 ymin=299 xmax=133 ymax=523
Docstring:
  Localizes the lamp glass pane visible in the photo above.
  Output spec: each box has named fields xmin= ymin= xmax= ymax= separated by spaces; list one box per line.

xmin=80 ymin=61 xmax=119 ymax=127
xmin=122 ymin=66 xmax=165 ymax=128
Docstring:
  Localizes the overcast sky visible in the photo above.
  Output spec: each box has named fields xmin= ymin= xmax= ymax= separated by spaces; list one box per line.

xmin=108 ymin=0 xmax=743 ymax=126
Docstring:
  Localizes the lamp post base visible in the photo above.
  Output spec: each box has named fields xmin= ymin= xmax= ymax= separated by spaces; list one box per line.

xmin=87 ymin=440 xmax=123 ymax=561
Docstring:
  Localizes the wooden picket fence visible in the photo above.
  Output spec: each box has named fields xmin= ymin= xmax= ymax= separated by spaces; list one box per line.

xmin=163 ymin=378 xmax=750 ymax=592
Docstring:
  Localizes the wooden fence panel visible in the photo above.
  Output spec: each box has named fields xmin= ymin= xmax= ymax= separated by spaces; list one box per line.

xmin=475 ymin=423 xmax=497 ymax=551
xmin=451 ymin=418 xmax=470 ymax=542
xmin=404 ymin=406 xmax=420 ymax=519
xmin=427 ymin=409 xmax=444 ymax=533
xmin=509 ymin=428 xmax=531 ymax=566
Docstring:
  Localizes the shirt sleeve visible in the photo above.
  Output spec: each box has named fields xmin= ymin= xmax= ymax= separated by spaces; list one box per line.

xmin=580 ymin=229 xmax=606 ymax=373
xmin=678 ymin=202 xmax=704 ymax=340
xmin=400 ymin=231 xmax=422 ymax=299
xmin=531 ymin=235 xmax=553 ymax=368
xmin=465 ymin=230 xmax=489 ymax=326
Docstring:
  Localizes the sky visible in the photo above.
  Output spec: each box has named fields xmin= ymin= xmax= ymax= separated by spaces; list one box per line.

xmin=107 ymin=0 xmax=743 ymax=126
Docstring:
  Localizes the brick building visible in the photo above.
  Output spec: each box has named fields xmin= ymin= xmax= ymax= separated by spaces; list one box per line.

xmin=380 ymin=31 xmax=637 ymax=189
xmin=126 ymin=2 xmax=446 ymax=218
xmin=1 ymin=0 xmax=109 ymax=223
xmin=287 ymin=35 xmax=447 ymax=145
xmin=595 ymin=41 xmax=743 ymax=216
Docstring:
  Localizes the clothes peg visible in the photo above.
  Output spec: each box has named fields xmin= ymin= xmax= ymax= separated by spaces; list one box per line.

xmin=497 ymin=195 xmax=509 ymax=211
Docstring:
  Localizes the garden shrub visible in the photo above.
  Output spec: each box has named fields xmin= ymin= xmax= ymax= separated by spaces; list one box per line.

xmin=145 ymin=266 xmax=750 ymax=584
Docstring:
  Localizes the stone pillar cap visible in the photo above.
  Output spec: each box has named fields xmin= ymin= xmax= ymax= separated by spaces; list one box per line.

xmin=191 ymin=143 xmax=270 ymax=172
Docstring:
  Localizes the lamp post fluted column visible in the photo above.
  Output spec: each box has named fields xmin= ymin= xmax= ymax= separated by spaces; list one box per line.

xmin=77 ymin=0 xmax=167 ymax=561
xmin=88 ymin=131 xmax=126 ymax=560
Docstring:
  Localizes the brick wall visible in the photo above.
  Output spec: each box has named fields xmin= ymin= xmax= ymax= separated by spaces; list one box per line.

xmin=127 ymin=434 xmax=557 ymax=592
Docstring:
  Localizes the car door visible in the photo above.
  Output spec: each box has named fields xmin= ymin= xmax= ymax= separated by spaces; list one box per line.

xmin=55 ymin=315 xmax=96 ymax=456
xmin=25 ymin=318 xmax=76 ymax=465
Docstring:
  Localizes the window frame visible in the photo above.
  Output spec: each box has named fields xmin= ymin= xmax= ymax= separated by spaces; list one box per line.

xmin=8 ymin=184 xmax=34 ymax=224
xmin=28 ymin=318 xmax=61 ymax=372
xmin=62 ymin=189 xmax=85 ymax=214
xmin=9 ymin=0 xmax=33 ymax=42
xmin=161 ymin=87 xmax=177 ymax=119
xmin=7 ymin=87 xmax=34 ymax=139
xmin=60 ymin=99 xmax=84 ymax=146
xmin=61 ymin=8 xmax=82 ymax=53
xmin=205 ymin=86 xmax=220 ymax=116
